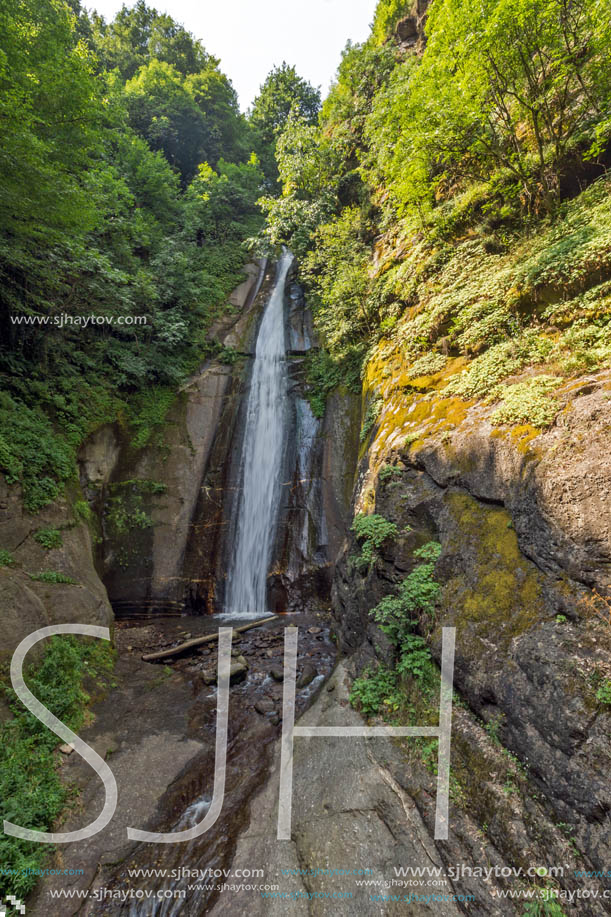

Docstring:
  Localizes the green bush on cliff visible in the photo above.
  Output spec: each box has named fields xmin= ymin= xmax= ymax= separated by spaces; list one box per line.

xmin=0 ymin=550 xmax=15 ymax=567
xmin=349 ymin=664 xmax=403 ymax=716
xmin=490 ymin=376 xmax=561 ymax=429
xmin=29 ymin=571 xmax=77 ymax=584
xmin=351 ymin=513 xmax=399 ymax=570
xmin=595 ymin=679 xmax=611 ymax=706
xmin=352 ymin=542 xmax=443 ymax=716
xmin=33 ymin=528 xmax=63 ymax=550
xmin=360 ymin=397 xmax=383 ymax=443
xmin=0 ymin=637 xmax=115 ymax=899
xmin=304 ymin=349 xmax=345 ymax=418
xmin=371 ymin=541 xmax=442 ymax=642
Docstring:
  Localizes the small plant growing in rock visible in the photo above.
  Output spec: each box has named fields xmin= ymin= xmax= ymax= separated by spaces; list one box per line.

xmin=350 ymin=513 xmax=398 ymax=570
xmin=360 ymin=396 xmax=382 ymax=443
xmin=349 ymin=665 xmax=402 ymax=717
xmin=0 ymin=549 xmax=15 ymax=567
xmin=490 ymin=376 xmax=561 ymax=428
xmin=523 ymin=899 xmax=567 ymax=916
xmin=74 ymin=500 xmax=92 ymax=522
xmin=555 ymin=614 xmax=567 ymax=624
xmin=408 ymin=352 xmax=447 ymax=378
xmin=29 ymin=571 xmax=77 ymax=584
xmin=595 ymin=678 xmax=611 ymax=706
xmin=485 ymin=712 xmax=505 ymax=745
xmin=403 ymin=432 xmax=420 ymax=449
xmin=379 ymin=463 xmax=402 ymax=483
xmin=33 ymin=527 xmax=63 ymax=550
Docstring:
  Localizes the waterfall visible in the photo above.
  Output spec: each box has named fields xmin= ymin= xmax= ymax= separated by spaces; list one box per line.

xmin=224 ymin=251 xmax=293 ymax=617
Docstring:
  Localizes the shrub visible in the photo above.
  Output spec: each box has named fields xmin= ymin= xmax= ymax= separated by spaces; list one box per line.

xmin=444 ymin=334 xmax=554 ymax=399
xmin=351 ymin=513 xmax=399 ymax=570
xmin=29 ymin=571 xmax=77 ymax=584
xmin=349 ymin=665 xmax=401 ymax=717
xmin=33 ymin=528 xmax=63 ymax=550
xmin=370 ymin=541 xmax=442 ymax=642
xmin=0 ymin=395 xmax=74 ymax=512
xmin=0 ymin=636 xmax=115 ymax=899
xmin=595 ymin=679 xmax=611 ymax=706
xmin=379 ymin=463 xmax=403 ymax=483
xmin=304 ymin=349 xmax=345 ymax=418
xmin=0 ymin=550 xmax=15 ymax=567
xmin=408 ymin=352 xmax=447 ymax=378
xmin=490 ymin=376 xmax=561 ymax=428
xmin=360 ymin=396 xmax=382 ymax=443
xmin=74 ymin=500 xmax=92 ymax=522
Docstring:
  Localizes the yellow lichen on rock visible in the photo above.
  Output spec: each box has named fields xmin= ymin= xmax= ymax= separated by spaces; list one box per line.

xmin=439 ymin=492 xmax=546 ymax=649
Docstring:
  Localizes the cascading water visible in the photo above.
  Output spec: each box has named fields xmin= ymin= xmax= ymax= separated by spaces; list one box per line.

xmin=224 ymin=250 xmax=293 ymax=617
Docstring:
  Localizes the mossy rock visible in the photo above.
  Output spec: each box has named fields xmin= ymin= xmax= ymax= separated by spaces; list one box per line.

xmin=438 ymin=491 xmax=546 ymax=650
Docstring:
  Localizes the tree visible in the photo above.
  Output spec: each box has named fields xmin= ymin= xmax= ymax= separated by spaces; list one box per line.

xmin=124 ymin=60 xmax=211 ymax=180
xmin=369 ymin=0 xmax=611 ymax=215
xmin=250 ymin=63 xmax=321 ymax=182
xmin=92 ymin=0 xmax=215 ymax=80
xmin=0 ymin=0 xmax=107 ymax=318
xmin=372 ymin=0 xmax=415 ymax=44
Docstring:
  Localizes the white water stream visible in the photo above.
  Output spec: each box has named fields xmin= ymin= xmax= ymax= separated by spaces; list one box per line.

xmin=224 ymin=251 xmax=293 ymax=617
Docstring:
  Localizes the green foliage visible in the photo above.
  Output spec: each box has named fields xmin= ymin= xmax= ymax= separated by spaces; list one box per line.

xmin=304 ymin=349 xmax=345 ymax=418
xmin=0 ymin=636 xmax=115 ymax=899
xmin=250 ymin=62 xmax=321 ymax=182
xmin=485 ymin=712 xmax=505 ymax=745
xmin=29 ymin=571 xmax=77 ymax=584
xmin=0 ymin=1 xmax=264 ymax=511
xmin=74 ymin=500 xmax=92 ymax=522
xmin=490 ymin=376 xmax=561 ymax=428
xmin=369 ymin=0 xmax=611 ymax=216
xmin=127 ymin=387 xmax=176 ymax=449
xmin=395 ymin=633 xmax=433 ymax=680
xmin=0 ymin=394 xmax=75 ymax=512
xmin=444 ymin=334 xmax=554 ymax=399
xmin=349 ymin=664 xmax=402 ymax=716
xmin=523 ymin=900 xmax=567 ymax=916
xmin=105 ymin=478 xmax=166 ymax=540
xmin=33 ymin=528 xmax=63 ymax=550
xmin=408 ymin=352 xmax=447 ymax=377
xmin=360 ymin=397 xmax=383 ymax=443
xmin=0 ymin=550 xmax=15 ymax=567
xmin=370 ymin=541 xmax=442 ymax=642
xmin=379 ymin=463 xmax=403 ymax=483
xmin=595 ymin=679 xmax=611 ymax=706
xmin=372 ymin=0 xmax=414 ymax=43
xmin=350 ymin=634 xmax=437 ymax=716
xmin=351 ymin=513 xmax=399 ymax=570
xmin=92 ymin=0 xmax=215 ymax=80
xmin=304 ymin=207 xmax=375 ymax=367
xmin=351 ymin=541 xmax=442 ymax=719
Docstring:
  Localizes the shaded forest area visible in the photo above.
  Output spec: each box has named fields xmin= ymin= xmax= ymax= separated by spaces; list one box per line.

xmin=0 ymin=0 xmax=320 ymax=511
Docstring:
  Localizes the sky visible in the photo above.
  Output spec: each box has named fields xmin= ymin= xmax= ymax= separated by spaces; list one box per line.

xmin=87 ymin=0 xmax=379 ymax=110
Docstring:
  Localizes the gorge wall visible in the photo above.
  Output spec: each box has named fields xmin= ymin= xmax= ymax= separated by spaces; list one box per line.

xmin=331 ymin=349 xmax=611 ymax=904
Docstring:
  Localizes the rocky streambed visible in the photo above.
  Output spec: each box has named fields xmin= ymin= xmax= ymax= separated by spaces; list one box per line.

xmin=27 ymin=613 xmax=336 ymax=916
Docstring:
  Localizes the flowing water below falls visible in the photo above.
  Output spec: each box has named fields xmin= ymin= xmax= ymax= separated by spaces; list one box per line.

xmin=224 ymin=251 xmax=293 ymax=617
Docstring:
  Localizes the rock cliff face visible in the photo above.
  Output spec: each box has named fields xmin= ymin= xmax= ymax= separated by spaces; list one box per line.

xmin=332 ymin=358 xmax=611 ymax=892
xmin=0 ymin=479 xmax=113 ymax=661
xmin=76 ymin=260 xmax=355 ymax=618
xmin=78 ymin=261 xmax=270 ymax=617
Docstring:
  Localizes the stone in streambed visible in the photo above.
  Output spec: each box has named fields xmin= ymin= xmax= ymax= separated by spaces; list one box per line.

xmin=270 ymin=666 xmax=284 ymax=682
xmin=202 ymin=662 xmax=248 ymax=686
xmin=296 ymin=663 xmax=317 ymax=689
xmin=254 ymin=698 xmax=276 ymax=716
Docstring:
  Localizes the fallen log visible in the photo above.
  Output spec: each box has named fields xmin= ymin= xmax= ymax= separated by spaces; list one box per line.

xmin=141 ymin=615 xmax=278 ymax=662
